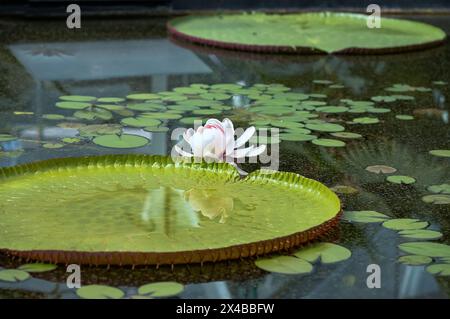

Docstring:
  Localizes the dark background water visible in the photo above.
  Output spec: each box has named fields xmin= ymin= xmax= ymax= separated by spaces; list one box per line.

xmin=0 ymin=13 xmax=449 ymax=298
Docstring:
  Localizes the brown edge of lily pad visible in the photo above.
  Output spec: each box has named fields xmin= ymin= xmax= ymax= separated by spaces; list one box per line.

xmin=0 ymin=154 xmax=342 ymax=266
xmin=2 ymin=211 xmax=342 ymax=266
xmin=167 ymin=21 xmax=446 ymax=55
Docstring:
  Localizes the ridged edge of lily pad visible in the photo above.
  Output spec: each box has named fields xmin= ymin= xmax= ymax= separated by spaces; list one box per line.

xmin=0 ymin=155 xmax=342 ymax=266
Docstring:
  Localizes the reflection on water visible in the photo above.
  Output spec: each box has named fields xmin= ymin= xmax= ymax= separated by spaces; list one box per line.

xmin=0 ymin=15 xmax=449 ymax=299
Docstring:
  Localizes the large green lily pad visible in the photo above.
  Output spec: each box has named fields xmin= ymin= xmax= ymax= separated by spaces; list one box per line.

xmin=0 ymin=155 xmax=341 ymax=265
xmin=168 ymin=12 xmax=446 ymax=54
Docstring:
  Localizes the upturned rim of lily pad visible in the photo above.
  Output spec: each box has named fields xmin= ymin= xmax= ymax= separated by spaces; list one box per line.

xmin=0 ymin=155 xmax=342 ymax=266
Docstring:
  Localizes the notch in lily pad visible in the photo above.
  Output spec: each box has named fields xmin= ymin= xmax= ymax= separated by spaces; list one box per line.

xmin=137 ymin=282 xmax=184 ymax=298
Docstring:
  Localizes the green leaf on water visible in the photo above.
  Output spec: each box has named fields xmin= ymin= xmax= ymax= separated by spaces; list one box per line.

xmin=426 ymin=264 xmax=450 ymax=276
xmin=0 ymin=269 xmax=30 ymax=282
xmin=427 ymin=184 xmax=450 ymax=194
xmin=386 ymin=175 xmax=416 ymax=185
xmin=330 ymin=132 xmax=362 ymax=139
xmin=97 ymin=97 xmax=125 ymax=103
xmin=398 ymin=255 xmax=432 ymax=265
xmin=421 ymin=194 xmax=450 ymax=204
xmin=429 ymin=149 xmax=450 ymax=158
xmin=255 ymin=256 xmax=313 ymax=275
xmin=126 ymin=93 xmax=160 ymax=100
xmin=398 ymin=242 xmax=450 ymax=257
xmin=312 ymin=138 xmax=346 ymax=147
xmin=18 ymin=263 xmax=57 ymax=273
xmin=395 ymin=115 xmax=414 ymax=120
xmin=382 ymin=218 xmax=428 ymax=231
xmin=279 ymin=133 xmax=317 ymax=142
xmin=121 ymin=117 xmax=162 ymax=128
xmin=305 ymin=123 xmax=345 ymax=132
xmin=93 ymin=134 xmax=150 ymax=149
xmin=343 ymin=210 xmax=390 ymax=223
xmin=365 ymin=165 xmax=397 ymax=174
xmin=293 ymin=243 xmax=351 ymax=264
xmin=43 ymin=114 xmax=65 ymax=120
xmin=59 ymin=95 xmax=96 ymax=102
xmin=399 ymin=229 xmax=443 ymax=240
xmin=352 ymin=117 xmax=380 ymax=124
xmin=43 ymin=143 xmax=65 ymax=149
xmin=56 ymin=101 xmax=91 ymax=110
xmin=76 ymin=285 xmax=124 ymax=299
xmin=138 ymin=282 xmax=184 ymax=297
xmin=0 ymin=134 xmax=17 ymax=142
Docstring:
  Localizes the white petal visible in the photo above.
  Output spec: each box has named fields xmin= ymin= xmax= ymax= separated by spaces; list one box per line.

xmin=234 ymin=126 xmax=255 ymax=148
xmin=246 ymin=144 xmax=266 ymax=157
xmin=232 ymin=146 xmax=255 ymax=159
xmin=183 ymin=128 xmax=195 ymax=143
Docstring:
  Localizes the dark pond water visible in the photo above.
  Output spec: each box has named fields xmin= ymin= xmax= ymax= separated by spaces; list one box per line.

xmin=0 ymin=15 xmax=449 ymax=299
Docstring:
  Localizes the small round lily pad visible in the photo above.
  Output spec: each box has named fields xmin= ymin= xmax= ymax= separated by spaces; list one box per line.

xmin=352 ymin=117 xmax=380 ymax=124
xmin=330 ymin=185 xmax=358 ymax=194
xmin=305 ymin=123 xmax=345 ymax=132
xmin=97 ymin=97 xmax=125 ymax=103
xmin=395 ymin=114 xmax=414 ymax=120
xmin=330 ymin=132 xmax=362 ymax=139
xmin=43 ymin=143 xmax=65 ymax=149
xmin=365 ymin=165 xmax=397 ymax=174
xmin=93 ymin=134 xmax=150 ymax=149
xmin=343 ymin=210 xmax=390 ymax=223
xmin=121 ymin=117 xmax=161 ymax=128
xmin=427 ymin=264 xmax=450 ymax=276
xmin=18 ymin=263 xmax=57 ymax=273
xmin=137 ymin=282 xmax=184 ymax=297
xmin=293 ymin=243 xmax=351 ymax=264
xmin=312 ymin=138 xmax=346 ymax=147
xmin=382 ymin=218 xmax=428 ymax=231
xmin=0 ymin=134 xmax=17 ymax=142
xmin=398 ymin=242 xmax=450 ymax=257
xmin=76 ymin=285 xmax=124 ymax=299
xmin=43 ymin=114 xmax=65 ymax=120
xmin=255 ymin=256 xmax=313 ymax=275
xmin=427 ymin=184 xmax=450 ymax=194
xmin=398 ymin=255 xmax=432 ymax=266
xmin=399 ymin=229 xmax=443 ymax=240
xmin=56 ymin=101 xmax=91 ymax=110
xmin=421 ymin=194 xmax=450 ymax=204
xmin=126 ymin=93 xmax=160 ymax=100
xmin=59 ymin=95 xmax=96 ymax=102
xmin=0 ymin=269 xmax=30 ymax=282
xmin=429 ymin=149 xmax=450 ymax=158
xmin=386 ymin=175 xmax=416 ymax=185
xmin=279 ymin=133 xmax=317 ymax=142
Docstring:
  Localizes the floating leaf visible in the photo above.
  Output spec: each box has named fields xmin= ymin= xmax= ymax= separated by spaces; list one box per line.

xmin=422 ymin=194 xmax=450 ymax=204
xmin=293 ymin=243 xmax=351 ymax=264
xmin=74 ymin=108 xmax=113 ymax=121
xmin=193 ymin=109 xmax=222 ymax=115
xmin=398 ymin=242 xmax=450 ymax=257
xmin=127 ymin=103 xmax=165 ymax=111
xmin=56 ymin=101 xmax=91 ymax=110
xmin=399 ymin=229 xmax=443 ymax=240
xmin=382 ymin=218 xmax=428 ymax=231
xmin=121 ymin=117 xmax=161 ymax=128
xmin=141 ymin=112 xmax=182 ymax=120
xmin=62 ymin=138 xmax=81 ymax=144
xmin=279 ymin=133 xmax=317 ymax=142
xmin=316 ymin=106 xmax=349 ymax=113
xmin=93 ymin=134 xmax=150 ymax=149
xmin=427 ymin=184 xmax=450 ymax=194
xmin=143 ymin=126 xmax=170 ymax=133
xmin=199 ymin=93 xmax=230 ymax=100
xmin=312 ymin=138 xmax=346 ymax=147
xmin=305 ymin=123 xmax=345 ymax=132
xmin=426 ymin=264 xmax=450 ymax=276
xmin=97 ymin=97 xmax=125 ymax=103
xmin=255 ymin=256 xmax=313 ymax=274
xmin=365 ymin=165 xmax=397 ymax=174
xmin=371 ymin=95 xmax=396 ymax=103
xmin=330 ymin=132 xmax=362 ymax=139
xmin=126 ymin=93 xmax=160 ymax=100
xmin=352 ymin=117 xmax=379 ymax=124
xmin=0 ymin=269 xmax=30 ymax=282
xmin=138 ymin=282 xmax=184 ymax=297
xmin=367 ymin=107 xmax=391 ymax=113
xmin=173 ymin=87 xmax=207 ymax=95
xmin=18 ymin=263 xmax=57 ymax=273
xmin=395 ymin=114 xmax=414 ymax=120
xmin=398 ymin=255 xmax=432 ymax=265
xmin=43 ymin=114 xmax=65 ymax=120
xmin=386 ymin=175 xmax=416 ymax=185
xmin=0 ymin=134 xmax=17 ymax=142
xmin=96 ymin=104 xmax=125 ymax=111
xmin=179 ymin=117 xmax=204 ymax=125
xmin=59 ymin=95 xmax=96 ymax=102
xmin=429 ymin=149 xmax=450 ymax=158
xmin=43 ymin=143 xmax=64 ymax=149
xmin=343 ymin=210 xmax=390 ymax=223
xmin=76 ymin=285 xmax=124 ymax=299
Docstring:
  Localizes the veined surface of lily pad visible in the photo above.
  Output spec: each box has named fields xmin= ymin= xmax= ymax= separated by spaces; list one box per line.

xmin=421 ymin=194 xmax=450 ymax=204
xmin=168 ymin=12 xmax=446 ymax=54
xmin=399 ymin=229 xmax=443 ymax=240
xmin=398 ymin=255 xmax=432 ymax=266
xmin=382 ymin=218 xmax=428 ymax=231
xmin=386 ymin=175 xmax=416 ymax=185
xmin=56 ymin=101 xmax=91 ymax=110
xmin=0 ymin=155 xmax=341 ymax=265
xmin=426 ymin=264 xmax=450 ymax=276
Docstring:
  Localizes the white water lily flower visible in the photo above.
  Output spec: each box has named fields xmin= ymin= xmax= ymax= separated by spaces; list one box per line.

xmin=174 ymin=118 xmax=266 ymax=175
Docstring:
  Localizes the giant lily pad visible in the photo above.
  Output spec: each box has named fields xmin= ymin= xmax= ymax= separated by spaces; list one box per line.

xmin=0 ymin=155 xmax=341 ymax=265
xmin=168 ymin=12 xmax=446 ymax=54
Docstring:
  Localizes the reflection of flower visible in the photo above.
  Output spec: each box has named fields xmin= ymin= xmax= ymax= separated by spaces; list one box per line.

xmin=185 ymin=189 xmax=234 ymax=224
xmin=174 ymin=118 xmax=265 ymax=175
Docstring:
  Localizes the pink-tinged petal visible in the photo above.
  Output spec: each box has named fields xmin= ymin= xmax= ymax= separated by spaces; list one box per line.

xmin=246 ymin=144 xmax=266 ymax=157
xmin=232 ymin=146 xmax=255 ymax=158
xmin=174 ymin=145 xmax=193 ymax=157
xmin=234 ymin=126 xmax=255 ymax=148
